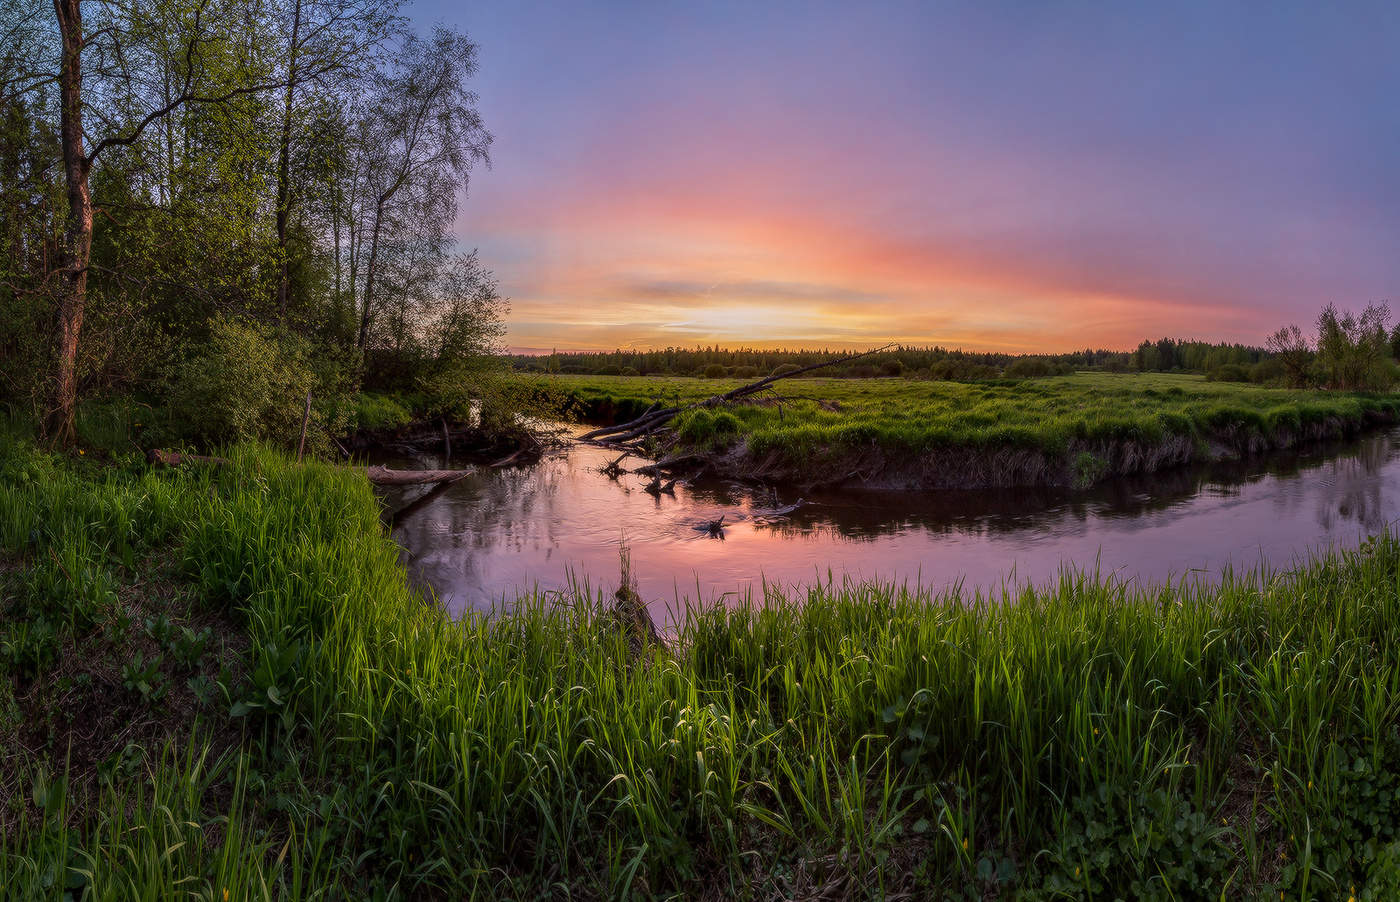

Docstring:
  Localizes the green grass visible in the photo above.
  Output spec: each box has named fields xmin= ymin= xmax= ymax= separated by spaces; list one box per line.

xmin=6 ymin=438 xmax=1400 ymax=896
xmin=554 ymin=372 xmax=1400 ymax=485
xmin=349 ymin=392 xmax=415 ymax=430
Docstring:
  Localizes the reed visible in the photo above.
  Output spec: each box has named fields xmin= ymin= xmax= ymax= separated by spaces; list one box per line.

xmin=3 ymin=437 xmax=1400 ymax=897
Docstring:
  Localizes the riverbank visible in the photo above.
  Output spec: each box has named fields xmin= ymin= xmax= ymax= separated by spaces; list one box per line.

xmin=557 ymin=372 xmax=1400 ymax=489
xmin=5 ymin=438 xmax=1400 ymax=897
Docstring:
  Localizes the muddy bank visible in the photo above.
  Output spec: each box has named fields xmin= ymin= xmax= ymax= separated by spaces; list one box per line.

xmin=651 ymin=412 xmax=1400 ymax=490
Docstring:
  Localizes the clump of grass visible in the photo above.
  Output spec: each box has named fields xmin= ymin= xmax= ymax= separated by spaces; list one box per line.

xmin=350 ymin=392 xmax=415 ymax=430
xmin=6 ymin=442 xmax=1400 ymax=896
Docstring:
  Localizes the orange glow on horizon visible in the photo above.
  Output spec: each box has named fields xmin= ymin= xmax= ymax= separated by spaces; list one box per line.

xmin=490 ymin=201 xmax=1259 ymax=355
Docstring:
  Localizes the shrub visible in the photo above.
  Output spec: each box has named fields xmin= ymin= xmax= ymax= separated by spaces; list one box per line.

xmin=702 ymin=364 xmax=727 ymax=379
xmin=1249 ymin=358 xmax=1286 ymax=384
xmin=733 ymin=365 xmax=758 ymax=378
xmin=1206 ymin=363 xmax=1251 ymax=383
xmin=1005 ymin=358 xmax=1057 ymax=379
xmin=352 ymin=393 xmax=413 ymax=430
xmin=164 ymin=316 xmax=354 ymax=452
xmin=620 ymin=367 xmax=640 ymax=377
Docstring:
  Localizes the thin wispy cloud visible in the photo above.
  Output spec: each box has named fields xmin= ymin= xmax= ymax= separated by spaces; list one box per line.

xmin=422 ymin=0 xmax=1400 ymax=351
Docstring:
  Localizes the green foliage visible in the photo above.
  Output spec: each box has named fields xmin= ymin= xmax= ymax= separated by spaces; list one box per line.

xmin=1207 ymin=362 xmax=1252 ymax=382
xmin=164 ymin=316 xmax=354 ymax=452
xmin=1364 ymin=842 xmax=1400 ymax=900
xmin=702 ymin=363 xmax=727 ymax=378
xmin=121 ymin=652 xmax=168 ymax=704
xmin=1 ymin=616 xmax=59 ymax=682
xmin=1005 ymin=356 xmax=1071 ymax=378
xmin=1316 ymin=303 xmax=1395 ymax=391
xmin=1028 ymin=787 xmax=1232 ymax=898
xmin=677 ymin=408 xmax=744 ymax=444
xmin=350 ymin=392 xmax=413 ymax=430
xmin=513 ymin=338 xmax=1273 ymax=380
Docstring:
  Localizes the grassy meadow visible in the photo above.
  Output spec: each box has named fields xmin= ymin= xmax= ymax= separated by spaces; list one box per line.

xmin=5 ymin=433 xmax=1400 ymax=898
xmin=558 ymin=372 xmax=1400 ymax=487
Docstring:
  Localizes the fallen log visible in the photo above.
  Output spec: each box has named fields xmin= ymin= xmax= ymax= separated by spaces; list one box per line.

xmin=576 ymin=345 xmax=892 ymax=445
xmin=363 ymin=465 xmax=475 ymax=485
xmin=146 ymin=449 xmax=474 ymax=486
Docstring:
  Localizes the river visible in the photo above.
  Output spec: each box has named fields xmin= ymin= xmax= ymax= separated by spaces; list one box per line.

xmin=377 ymin=427 xmax=1400 ymax=619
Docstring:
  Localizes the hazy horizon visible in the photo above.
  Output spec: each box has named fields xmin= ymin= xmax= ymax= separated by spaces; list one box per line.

xmin=416 ymin=1 xmax=1400 ymax=353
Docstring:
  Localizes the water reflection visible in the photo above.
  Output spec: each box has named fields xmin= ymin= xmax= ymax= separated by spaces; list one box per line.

xmin=379 ymin=428 xmax=1400 ymax=618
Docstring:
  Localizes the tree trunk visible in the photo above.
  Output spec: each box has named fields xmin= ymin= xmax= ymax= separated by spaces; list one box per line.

xmin=47 ymin=0 xmax=92 ymax=447
xmin=331 ymin=184 xmax=341 ymax=314
xmin=273 ymin=0 xmax=302 ymax=318
xmin=357 ymin=199 xmax=385 ymax=349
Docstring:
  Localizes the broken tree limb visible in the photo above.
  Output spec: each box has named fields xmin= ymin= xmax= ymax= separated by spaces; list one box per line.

xmin=387 ymin=476 xmax=468 ymax=527
xmin=632 ymin=453 xmax=707 ymax=476
xmin=598 ymin=451 xmax=629 ymax=478
xmin=576 ymin=345 xmax=893 ymax=445
xmin=576 ymin=407 xmax=680 ymax=442
xmin=146 ymin=449 xmax=474 ymax=486
xmin=489 ymin=449 xmax=528 ymax=468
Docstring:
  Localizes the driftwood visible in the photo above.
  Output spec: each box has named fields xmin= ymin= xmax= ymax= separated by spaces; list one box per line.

xmin=577 ymin=345 xmax=892 ymax=447
xmin=146 ymin=449 xmax=473 ymax=486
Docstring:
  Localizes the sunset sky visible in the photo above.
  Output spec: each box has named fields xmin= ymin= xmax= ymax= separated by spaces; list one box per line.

xmin=417 ymin=1 xmax=1400 ymax=354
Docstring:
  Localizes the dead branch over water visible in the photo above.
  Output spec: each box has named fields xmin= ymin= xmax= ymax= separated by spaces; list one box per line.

xmin=575 ymin=345 xmax=893 ymax=454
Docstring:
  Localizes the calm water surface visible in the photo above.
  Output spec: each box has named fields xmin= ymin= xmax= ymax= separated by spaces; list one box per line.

xmin=378 ymin=428 xmax=1400 ymax=618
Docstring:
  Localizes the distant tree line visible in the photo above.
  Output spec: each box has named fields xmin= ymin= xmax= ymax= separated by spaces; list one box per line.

xmin=512 ymin=340 xmax=1267 ymax=382
xmin=1 ymin=0 xmax=506 ymax=448
xmin=521 ymin=316 xmax=1398 ymax=390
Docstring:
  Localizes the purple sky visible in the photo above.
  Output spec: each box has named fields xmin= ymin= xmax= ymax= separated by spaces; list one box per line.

xmin=413 ymin=1 xmax=1400 ymax=352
